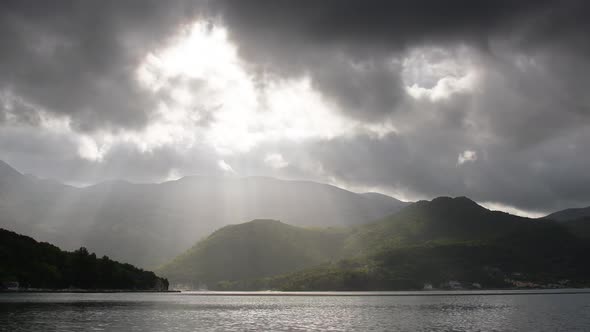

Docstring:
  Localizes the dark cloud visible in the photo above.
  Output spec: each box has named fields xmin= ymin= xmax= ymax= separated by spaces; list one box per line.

xmin=472 ymin=50 xmax=590 ymax=149
xmin=222 ymin=1 xmax=544 ymax=42
xmin=212 ymin=0 xmax=588 ymax=59
xmin=296 ymin=120 xmax=590 ymax=213
xmin=0 ymin=0 xmax=199 ymax=131
xmin=209 ymin=0 xmax=584 ymax=122
xmin=0 ymin=94 xmax=43 ymax=126
xmin=311 ymin=57 xmax=405 ymax=121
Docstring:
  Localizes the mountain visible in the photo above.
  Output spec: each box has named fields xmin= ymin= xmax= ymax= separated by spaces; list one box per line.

xmin=560 ymin=217 xmax=590 ymax=240
xmin=543 ymin=206 xmax=590 ymax=239
xmin=0 ymin=160 xmax=23 ymax=182
xmin=160 ymin=197 xmax=590 ymax=290
xmin=0 ymin=162 xmax=79 ymax=243
xmin=0 ymin=160 xmax=407 ymax=268
xmin=544 ymin=206 xmax=590 ymax=222
xmin=261 ymin=230 xmax=590 ymax=291
xmin=347 ymin=196 xmax=542 ymax=253
xmin=158 ymin=219 xmax=349 ymax=288
xmin=273 ymin=199 xmax=590 ymax=290
xmin=0 ymin=228 xmax=168 ymax=290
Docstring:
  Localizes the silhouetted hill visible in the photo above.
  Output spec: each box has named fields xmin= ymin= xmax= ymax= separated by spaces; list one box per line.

xmin=542 ymin=206 xmax=590 ymax=239
xmin=158 ymin=219 xmax=349 ymax=287
xmin=0 ymin=160 xmax=23 ymax=182
xmin=544 ymin=206 xmax=590 ymax=222
xmin=562 ymin=217 xmax=590 ymax=239
xmin=0 ymin=228 xmax=168 ymax=290
xmin=0 ymin=160 xmax=407 ymax=268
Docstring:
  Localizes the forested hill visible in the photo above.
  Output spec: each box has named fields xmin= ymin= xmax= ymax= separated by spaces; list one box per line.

xmin=266 ymin=198 xmax=590 ymax=290
xmin=160 ymin=197 xmax=590 ymax=291
xmin=0 ymin=228 xmax=168 ymax=291
xmin=158 ymin=219 xmax=349 ymax=287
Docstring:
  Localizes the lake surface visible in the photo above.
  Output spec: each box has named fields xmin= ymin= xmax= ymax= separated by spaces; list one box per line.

xmin=1 ymin=290 xmax=590 ymax=331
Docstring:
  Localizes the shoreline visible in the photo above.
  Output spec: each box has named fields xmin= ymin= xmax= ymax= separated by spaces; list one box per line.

xmin=3 ymin=288 xmax=590 ymax=296
xmin=176 ymin=288 xmax=590 ymax=296
xmin=0 ymin=289 xmax=180 ymax=294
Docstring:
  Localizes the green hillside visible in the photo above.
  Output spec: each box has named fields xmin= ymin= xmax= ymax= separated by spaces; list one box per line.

xmin=347 ymin=197 xmax=536 ymax=253
xmin=262 ymin=199 xmax=590 ymax=290
xmin=259 ymin=228 xmax=590 ymax=291
xmin=160 ymin=198 xmax=590 ymax=290
xmin=0 ymin=228 xmax=168 ymax=290
xmin=157 ymin=219 xmax=350 ymax=286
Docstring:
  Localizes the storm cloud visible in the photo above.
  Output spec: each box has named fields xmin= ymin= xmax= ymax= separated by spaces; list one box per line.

xmin=1 ymin=0 xmax=589 ymax=215
xmin=0 ymin=0 xmax=198 ymax=131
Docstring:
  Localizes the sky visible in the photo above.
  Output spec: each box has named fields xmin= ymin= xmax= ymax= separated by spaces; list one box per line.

xmin=0 ymin=0 xmax=589 ymax=216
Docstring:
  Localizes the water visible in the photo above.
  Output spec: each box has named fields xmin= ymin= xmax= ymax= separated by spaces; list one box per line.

xmin=1 ymin=290 xmax=590 ymax=331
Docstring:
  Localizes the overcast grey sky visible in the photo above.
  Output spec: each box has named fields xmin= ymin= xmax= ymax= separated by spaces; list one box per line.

xmin=1 ymin=0 xmax=589 ymax=215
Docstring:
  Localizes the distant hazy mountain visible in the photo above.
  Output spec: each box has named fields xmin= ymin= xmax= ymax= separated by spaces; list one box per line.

xmin=0 ymin=160 xmax=407 ymax=268
xmin=0 ymin=228 xmax=167 ymax=290
xmin=0 ymin=160 xmax=22 ymax=181
xmin=544 ymin=206 xmax=590 ymax=222
xmin=160 ymin=197 xmax=590 ymax=290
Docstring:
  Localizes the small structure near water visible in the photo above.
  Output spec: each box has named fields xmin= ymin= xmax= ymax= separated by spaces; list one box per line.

xmin=1 ymin=281 xmax=20 ymax=291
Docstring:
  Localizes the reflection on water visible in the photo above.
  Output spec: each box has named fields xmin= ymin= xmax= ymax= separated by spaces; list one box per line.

xmin=1 ymin=291 xmax=589 ymax=331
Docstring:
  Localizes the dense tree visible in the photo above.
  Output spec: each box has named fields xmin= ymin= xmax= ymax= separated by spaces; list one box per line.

xmin=0 ymin=229 xmax=168 ymax=290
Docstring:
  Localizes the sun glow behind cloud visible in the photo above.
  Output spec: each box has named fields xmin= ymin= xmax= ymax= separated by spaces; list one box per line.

xmin=130 ymin=21 xmax=394 ymax=156
xmin=76 ymin=24 xmax=490 ymax=166
xmin=25 ymin=20 xmax=400 ymax=167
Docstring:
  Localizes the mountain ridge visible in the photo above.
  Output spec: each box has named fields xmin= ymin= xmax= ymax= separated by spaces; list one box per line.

xmin=0 ymin=160 xmax=24 ymax=184
xmin=544 ymin=206 xmax=590 ymax=222
xmin=0 ymin=160 xmax=407 ymax=268
xmin=159 ymin=196 xmax=590 ymax=290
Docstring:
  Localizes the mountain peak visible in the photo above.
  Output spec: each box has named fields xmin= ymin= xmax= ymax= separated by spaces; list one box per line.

xmin=0 ymin=160 xmax=23 ymax=180
xmin=396 ymin=196 xmax=489 ymax=221
xmin=158 ymin=218 xmax=348 ymax=285
xmin=247 ymin=219 xmax=283 ymax=225
xmin=430 ymin=196 xmax=483 ymax=208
